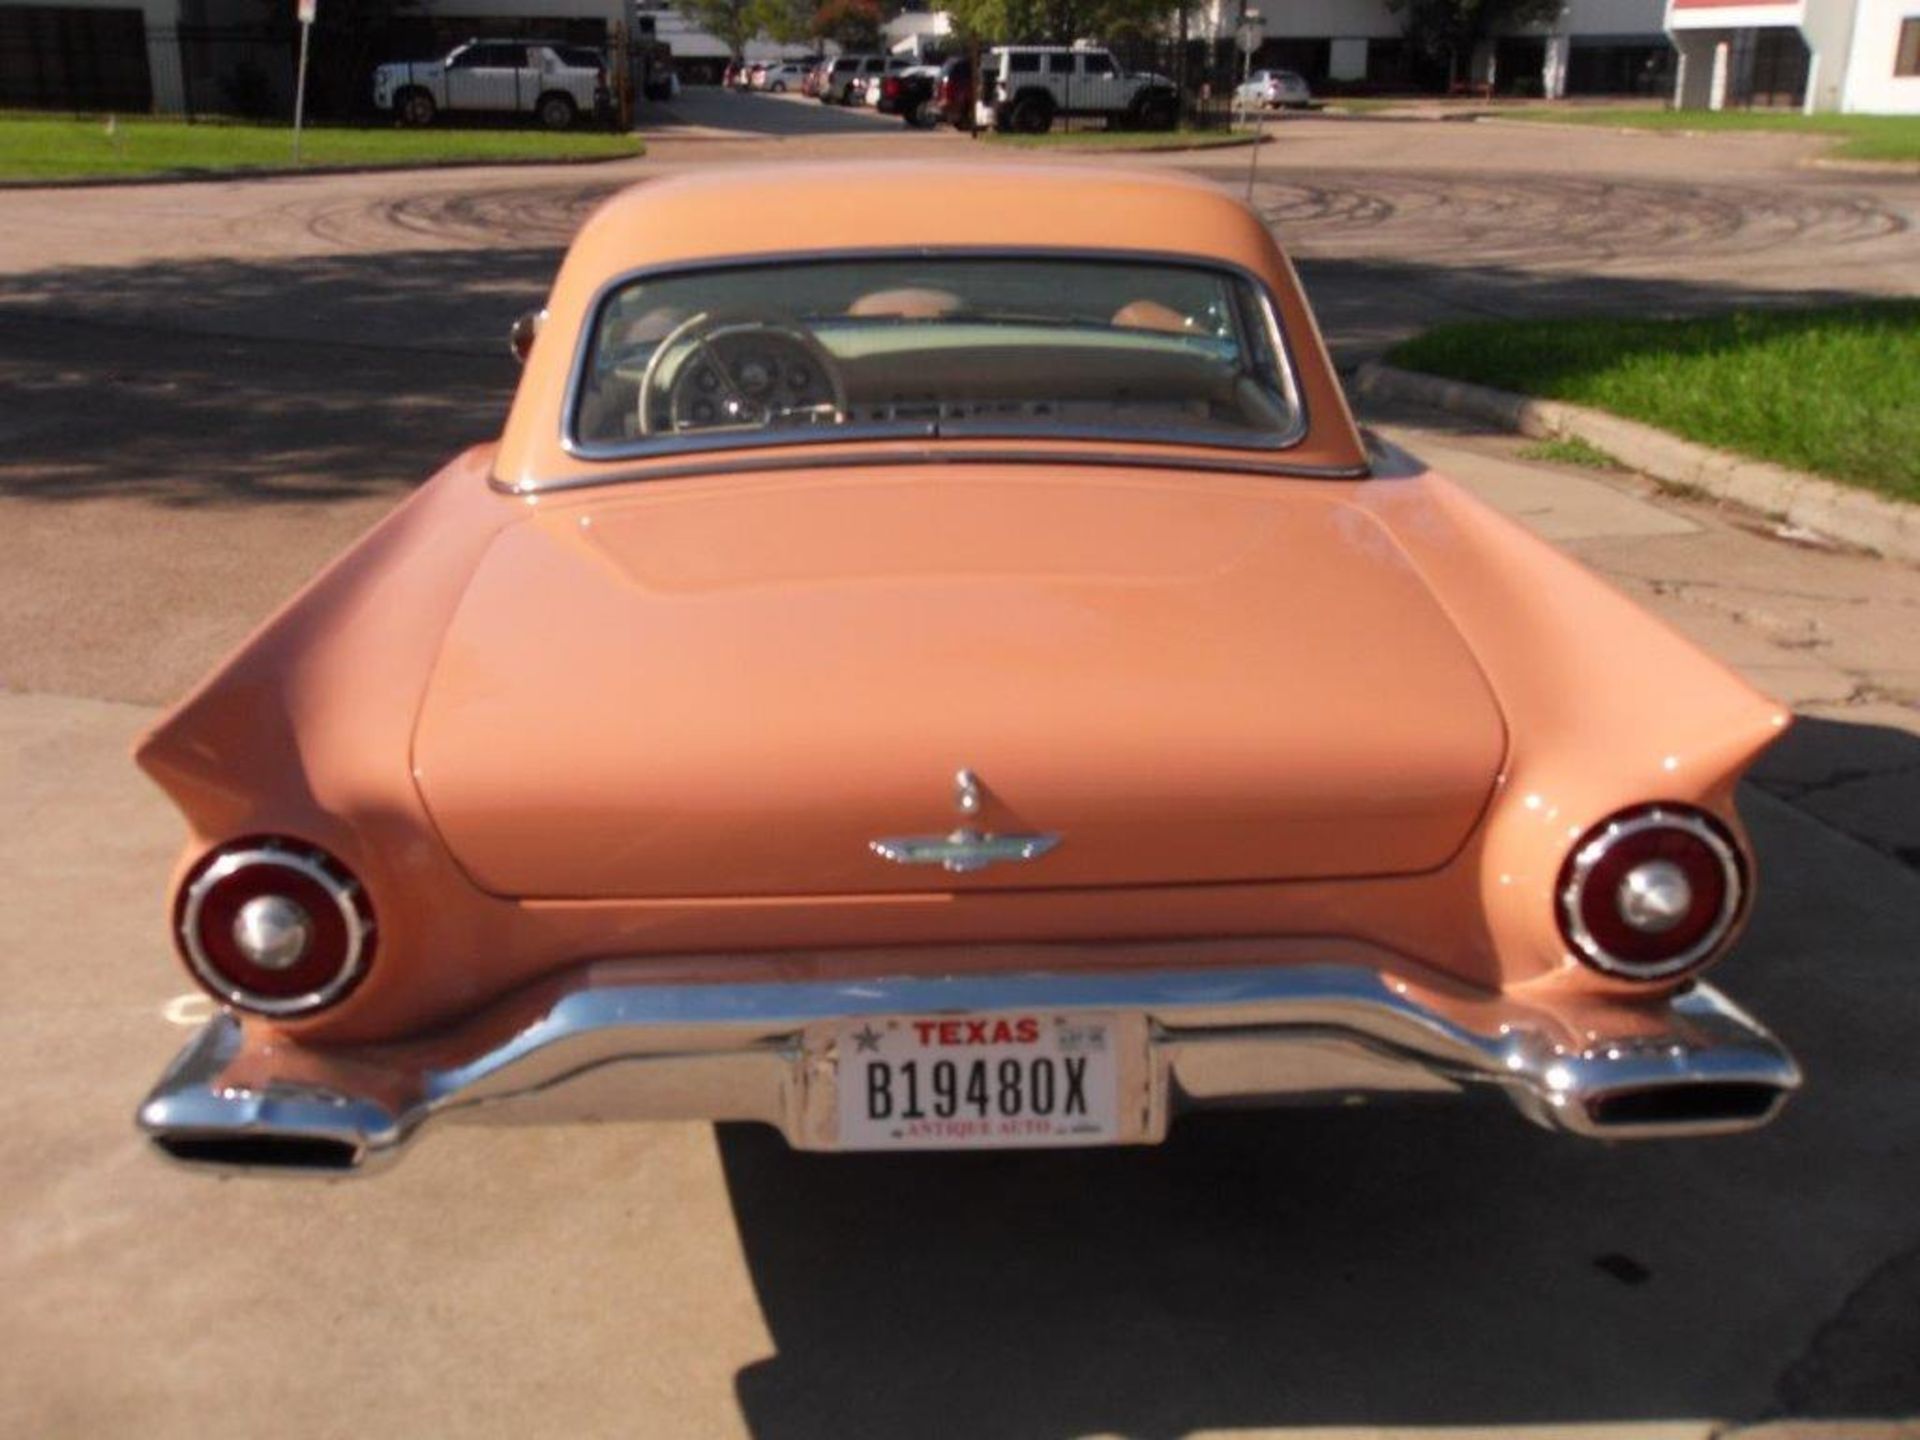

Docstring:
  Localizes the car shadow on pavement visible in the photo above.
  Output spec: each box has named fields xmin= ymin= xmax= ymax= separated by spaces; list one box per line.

xmin=0 ymin=249 xmax=557 ymax=506
xmin=1292 ymin=256 xmax=1892 ymax=370
xmin=719 ymin=721 xmax=1920 ymax=1438
xmin=644 ymin=90 xmax=923 ymax=138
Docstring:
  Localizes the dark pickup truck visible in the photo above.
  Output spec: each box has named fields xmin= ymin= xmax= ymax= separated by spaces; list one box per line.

xmin=876 ymin=64 xmax=940 ymax=127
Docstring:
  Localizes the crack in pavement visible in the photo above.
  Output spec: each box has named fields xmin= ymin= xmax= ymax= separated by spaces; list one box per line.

xmin=1758 ymin=1239 xmax=1920 ymax=1424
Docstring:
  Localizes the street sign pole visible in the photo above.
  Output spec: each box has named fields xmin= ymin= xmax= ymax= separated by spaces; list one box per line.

xmin=292 ymin=0 xmax=316 ymax=164
xmin=1235 ymin=10 xmax=1265 ymax=200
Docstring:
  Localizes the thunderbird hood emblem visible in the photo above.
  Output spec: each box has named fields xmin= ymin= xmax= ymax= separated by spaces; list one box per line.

xmin=870 ymin=769 xmax=1061 ymax=874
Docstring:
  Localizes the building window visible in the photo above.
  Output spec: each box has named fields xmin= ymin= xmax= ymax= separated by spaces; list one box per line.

xmin=1897 ymin=17 xmax=1920 ymax=76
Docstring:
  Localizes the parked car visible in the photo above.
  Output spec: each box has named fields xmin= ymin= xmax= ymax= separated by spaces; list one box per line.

xmin=1234 ymin=68 xmax=1311 ymax=109
xmin=817 ymin=53 xmax=884 ymax=103
xmin=135 ymin=162 xmax=1801 ymax=1173
xmin=876 ymin=64 xmax=941 ymax=125
xmin=932 ymin=55 xmax=973 ymax=126
xmin=759 ymin=60 xmax=811 ymax=92
xmin=974 ymin=43 xmax=1177 ymax=133
xmin=372 ymin=39 xmax=608 ymax=129
xmin=860 ymin=55 xmax=919 ymax=105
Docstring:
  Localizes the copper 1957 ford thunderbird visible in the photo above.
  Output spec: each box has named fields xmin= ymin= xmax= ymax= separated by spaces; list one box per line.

xmin=137 ymin=164 xmax=1800 ymax=1172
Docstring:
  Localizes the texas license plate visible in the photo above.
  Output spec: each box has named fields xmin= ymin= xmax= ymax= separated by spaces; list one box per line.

xmin=836 ymin=1013 xmax=1119 ymax=1150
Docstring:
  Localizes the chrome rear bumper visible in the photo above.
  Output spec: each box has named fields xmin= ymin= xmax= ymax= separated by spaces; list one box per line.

xmin=138 ymin=963 xmax=1800 ymax=1173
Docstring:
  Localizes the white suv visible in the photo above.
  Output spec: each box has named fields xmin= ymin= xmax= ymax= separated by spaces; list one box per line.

xmin=373 ymin=40 xmax=608 ymax=129
xmin=973 ymin=45 xmax=1177 ymax=133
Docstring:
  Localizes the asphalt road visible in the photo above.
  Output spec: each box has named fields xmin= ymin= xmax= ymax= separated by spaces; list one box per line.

xmin=2 ymin=99 xmax=1917 ymax=1440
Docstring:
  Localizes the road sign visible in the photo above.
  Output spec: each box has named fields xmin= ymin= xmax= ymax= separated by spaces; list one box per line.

xmin=1235 ymin=12 xmax=1265 ymax=54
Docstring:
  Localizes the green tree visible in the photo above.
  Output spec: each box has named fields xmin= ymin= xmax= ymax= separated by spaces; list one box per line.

xmin=811 ymin=0 xmax=886 ymax=50
xmin=1387 ymin=0 xmax=1564 ymax=86
xmin=944 ymin=0 xmax=1176 ymax=44
xmin=752 ymin=0 xmax=820 ymax=44
xmin=676 ymin=0 xmax=762 ymax=56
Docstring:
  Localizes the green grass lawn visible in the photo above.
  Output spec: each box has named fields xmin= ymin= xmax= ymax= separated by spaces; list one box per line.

xmin=1506 ymin=107 xmax=1920 ymax=163
xmin=1319 ymin=98 xmax=1400 ymax=115
xmin=0 ymin=115 xmax=642 ymax=181
xmin=980 ymin=126 xmax=1257 ymax=151
xmin=1388 ymin=303 xmax=1920 ymax=503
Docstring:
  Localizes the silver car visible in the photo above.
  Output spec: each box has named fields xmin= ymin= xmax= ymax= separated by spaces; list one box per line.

xmin=1234 ymin=68 xmax=1311 ymax=109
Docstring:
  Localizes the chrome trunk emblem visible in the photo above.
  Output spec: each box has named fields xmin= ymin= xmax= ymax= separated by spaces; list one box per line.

xmin=871 ymin=768 xmax=1059 ymax=873
xmin=870 ymin=829 xmax=1060 ymax=874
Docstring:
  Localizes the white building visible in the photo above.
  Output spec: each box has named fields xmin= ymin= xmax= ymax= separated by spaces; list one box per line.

xmin=1668 ymin=0 xmax=1920 ymax=111
xmin=634 ymin=5 xmax=823 ymax=74
xmin=1197 ymin=0 xmax=1402 ymax=86
xmin=1200 ymin=0 xmax=1677 ymax=95
xmin=884 ymin=7 xmax=953 ymax=56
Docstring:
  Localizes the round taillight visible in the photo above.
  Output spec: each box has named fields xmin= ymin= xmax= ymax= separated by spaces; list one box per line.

xmin=176 ymin=841 xmax=373 ymax=1015
xmin=1557 ymin=806 xmax=1746 ymax=980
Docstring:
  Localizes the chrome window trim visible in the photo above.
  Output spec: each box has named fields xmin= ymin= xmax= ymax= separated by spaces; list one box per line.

xmin=1558 ymin=807 xmax=1746 ymax=980
xmin=179 ymin=844 xmax=371 ymax=1016
xmin=492 ymin=445 xmax=1370 ymax=498
xmin=554 ymin=246 xmax=1312 ymax=480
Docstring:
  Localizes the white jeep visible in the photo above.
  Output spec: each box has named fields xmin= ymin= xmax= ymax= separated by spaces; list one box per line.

xmin=973 ymin=44 xmax=1177 ymax=133
xmin=373 ymin=40 xmax=609 ymax=130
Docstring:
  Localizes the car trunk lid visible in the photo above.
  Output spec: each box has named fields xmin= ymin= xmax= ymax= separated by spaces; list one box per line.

xmin=412 ymin=468 xmax=1505 ymax=898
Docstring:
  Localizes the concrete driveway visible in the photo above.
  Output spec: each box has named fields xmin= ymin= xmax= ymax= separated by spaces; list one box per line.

xmin=2 ymin=101 xmax=1917 ymax=1440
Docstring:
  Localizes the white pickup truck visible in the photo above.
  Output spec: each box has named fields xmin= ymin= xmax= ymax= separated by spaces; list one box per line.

xmin=373 ymin=40 xmax=609 ymax=129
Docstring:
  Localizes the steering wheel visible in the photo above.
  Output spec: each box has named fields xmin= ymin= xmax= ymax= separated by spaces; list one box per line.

xmin=637 ymin=313 xmax=847 ymax=436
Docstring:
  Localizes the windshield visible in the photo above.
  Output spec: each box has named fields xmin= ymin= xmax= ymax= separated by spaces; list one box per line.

xmin=567 ymin=254 xmax=1301 ymax=459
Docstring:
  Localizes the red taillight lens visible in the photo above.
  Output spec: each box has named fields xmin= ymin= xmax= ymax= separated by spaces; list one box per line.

xmin=176 ymin=841 xmax=374 ymax=1015
xmin=1557 ymin=806 xmax=1746 ymax=980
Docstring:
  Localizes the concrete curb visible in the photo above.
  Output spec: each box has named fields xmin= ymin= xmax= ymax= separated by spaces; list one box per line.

xmin=1807 ymin=155 xmax=1920 ymax=175
xmin=979 ymin=132 xmax=1267 ymax=154
xmin=1352 ymin=361 xmax=1920 ymax=566
xmin=0 ymin=145 xmax=644 ymax=192
xmin=1467 ymin=115 xmax=1920 ymax=171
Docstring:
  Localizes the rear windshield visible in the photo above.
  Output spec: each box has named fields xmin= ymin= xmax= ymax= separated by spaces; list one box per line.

xmin=567 ymin=254 xmax=1301 ymax=462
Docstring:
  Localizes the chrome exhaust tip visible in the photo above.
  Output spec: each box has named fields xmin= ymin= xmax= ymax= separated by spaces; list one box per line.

xmin=137 ymin=1016 xmax=399 ymax=1175
xmin=150 ymin=1132 xmax=365 ymax=1172
xmin=1501 ymin=985 xmax=1800 ymax=1140
xmin=1582 ymin=1079 xmax=1792 ymax=1133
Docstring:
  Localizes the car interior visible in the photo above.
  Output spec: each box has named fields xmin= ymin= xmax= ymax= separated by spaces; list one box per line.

xmin=570 ymin=258 xmax=1301 ymax=453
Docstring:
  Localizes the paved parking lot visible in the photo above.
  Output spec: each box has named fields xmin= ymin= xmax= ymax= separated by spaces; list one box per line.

xmin=2 ymin=99 xmax=1917 ymax=1439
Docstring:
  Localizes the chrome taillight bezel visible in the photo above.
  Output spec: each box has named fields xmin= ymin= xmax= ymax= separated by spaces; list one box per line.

xmin=1558 ymin=806 xmax=1747 ymax=981
xmin=176 ymin=841 xmax=373 ymax=1016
